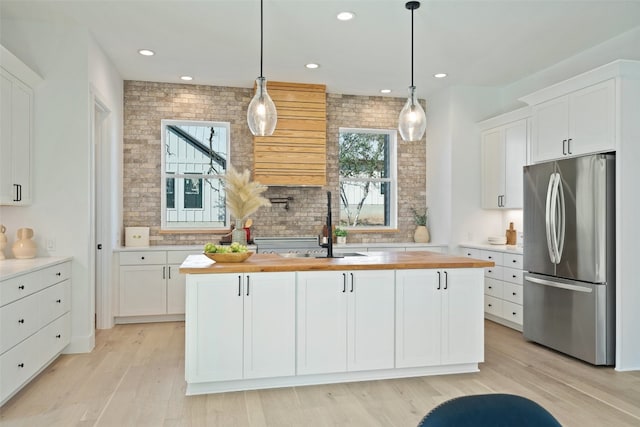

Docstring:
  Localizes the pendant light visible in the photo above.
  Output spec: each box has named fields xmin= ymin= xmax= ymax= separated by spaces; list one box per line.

xmin=247 ymin=0 xmax=277 ymax=136
xmin=398 ymin=1 xmax=426 ymax=142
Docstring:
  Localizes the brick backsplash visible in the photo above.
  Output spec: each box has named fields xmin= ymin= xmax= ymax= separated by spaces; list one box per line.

xmin=123 ymin=81 xmax=426 ymax=245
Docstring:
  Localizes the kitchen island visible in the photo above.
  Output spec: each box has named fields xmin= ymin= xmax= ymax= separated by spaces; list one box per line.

xmin=180 ymin=251 xmax=493 ymax=395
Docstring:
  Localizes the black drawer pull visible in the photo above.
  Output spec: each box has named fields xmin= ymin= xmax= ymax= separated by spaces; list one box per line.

xmin=18 ymin=319 xmax=25 ymax=324
xmin=488 ymin=304 xmax=492 ymax=307
xmin=18 ymin=285 xmax=25 ymax=290
xmin=488 ymin=256 xmax=493 ymax=259
xmin=512 ymin=312 xmax=517 ymax=316
xmin=141 ymin=256 xmax=145 ymax=260
xmin=512 ymin=292 xmax=517 ymax=296
xmin=18 ymin=363 xmax=24 ymax=368
xmin=56 ymin=299 xmax=62 ymax=303
xmin=488 ymin=270 xmax=492 ymax=273
xmin=512 ymin=275 xmax=517 ymax=278
xmin=512 ymin=259 xmax=517 ymax=263
xmin=56 ymin=272 xmax=62 ymax=276
xmin=488 ymin=286 xmax=492 ymax=289
xmin=56 ymin=334 xmax=61 ymax=339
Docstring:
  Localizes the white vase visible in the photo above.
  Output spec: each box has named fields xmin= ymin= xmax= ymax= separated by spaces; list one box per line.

xmin=0 ymin=224 xmax=7 ymax=260
xmin=414 ymin=225 xmax=430 ymax=243
xmin=12 ymin=227 xmax=37 ymax=259
xmin=337 ymin=236 xmax=346 ymax=244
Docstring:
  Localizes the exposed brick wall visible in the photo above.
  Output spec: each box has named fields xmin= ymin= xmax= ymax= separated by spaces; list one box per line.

xmin=123 ymin=81 xmax=426 ymax=245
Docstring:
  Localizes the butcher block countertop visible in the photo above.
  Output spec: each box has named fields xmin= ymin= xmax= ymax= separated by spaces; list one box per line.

xmin=180 ymin=250 xmax=494 ymax=274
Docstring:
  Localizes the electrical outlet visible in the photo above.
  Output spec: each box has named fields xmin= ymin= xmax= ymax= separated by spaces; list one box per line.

xmin=46 ymin=238 xmax=56 ymax=251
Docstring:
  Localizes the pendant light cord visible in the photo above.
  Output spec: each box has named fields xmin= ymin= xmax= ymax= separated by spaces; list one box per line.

xmin=411 ymin=6 xmax=414 ymax=87
xmin=260 ymin=0 xmax=264 ymax=78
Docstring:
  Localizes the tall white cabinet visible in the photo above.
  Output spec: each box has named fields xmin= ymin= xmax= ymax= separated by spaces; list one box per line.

xmin=478 ymin=108 xmax=529 ymax=209
xmin=0 ymin=46 xmax=42 ymax=206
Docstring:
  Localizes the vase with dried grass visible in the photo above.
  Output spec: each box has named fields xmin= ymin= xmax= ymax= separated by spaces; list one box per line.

xmin=224 ymin=166 xmax=271 ymax=244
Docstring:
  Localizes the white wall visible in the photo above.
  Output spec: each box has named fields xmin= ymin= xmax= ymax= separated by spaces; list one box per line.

xmin=1 ymin=11 xmax=123 ymax=349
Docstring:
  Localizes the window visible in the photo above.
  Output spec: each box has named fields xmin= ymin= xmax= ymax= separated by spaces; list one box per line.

xmin=161 ymin=120 xmax=230 ymax=230
xmin=338 ymin=128 xmax=397 ymax=229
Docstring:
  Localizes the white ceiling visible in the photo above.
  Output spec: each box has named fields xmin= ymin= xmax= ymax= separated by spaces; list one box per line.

xmin=2 ymin=0 xmax=640 ymax=98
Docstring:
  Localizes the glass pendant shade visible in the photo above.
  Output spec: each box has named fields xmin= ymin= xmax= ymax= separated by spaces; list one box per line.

xmin=247 ymin=77 xmax=277 ymax=136
xmin=398 ymin=86 xmax=426 ymax=142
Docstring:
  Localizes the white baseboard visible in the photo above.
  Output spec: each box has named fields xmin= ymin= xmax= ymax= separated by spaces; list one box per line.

xmin=64 ymin=332 xmax=95 ymax=354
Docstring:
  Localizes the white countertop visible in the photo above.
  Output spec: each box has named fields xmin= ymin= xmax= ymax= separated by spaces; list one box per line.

xmin=0 ymin=256 xmax=73 ymax=280
xmin=458 ymin=242 xmax=523 ymax=254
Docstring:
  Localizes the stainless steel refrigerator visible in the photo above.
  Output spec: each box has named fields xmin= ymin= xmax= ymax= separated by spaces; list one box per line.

xmin=523 ymin=153 xmax=615 ymax=365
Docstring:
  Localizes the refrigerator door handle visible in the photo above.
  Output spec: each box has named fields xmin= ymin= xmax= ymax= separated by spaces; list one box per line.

xmin=556 ymin=173 xmax=566 ymax=262
xmin=525 ymin=276 xmax=593 ymax=293
xmin=545 ymin=173 xmax=556 ymax=263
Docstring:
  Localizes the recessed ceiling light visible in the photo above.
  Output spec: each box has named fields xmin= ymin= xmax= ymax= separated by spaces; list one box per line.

xmin=380 ymin=89 xmax=392 ymax=94
xmin=138 ymin=49 xmax=155 ymax=56
xmin=180 ymin=76 xmax=193 ymax=81
xmin=305 ymin=63 xmax=320 ymax=69
xmin=337 ymin=11 xmax=355 ymax=21
xmin=434 ymin=73 xmax=448 ymax=78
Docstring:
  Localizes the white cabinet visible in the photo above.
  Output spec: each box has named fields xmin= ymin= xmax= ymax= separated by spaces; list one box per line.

xmin=117 ymin=249 xmax=198 ymax=318
xmin=1 ymin=259 xmax=71 ymax=405
xmin=185 ymin=272 xmax=295 ymax=383
xmin=530 ymin=79 xmax=615 ymax=163
xmin=296 ymin=270 xmax=395 ymax=375
xmin=395 ymin=268 xmax=484 ymax=368
xmin=481 ymin=118 xmax=527 ymax=209
xmin=0 ymin=68 xmax=33 ymax=205
xmin=461 ymin=247 xmax=524 ymax=330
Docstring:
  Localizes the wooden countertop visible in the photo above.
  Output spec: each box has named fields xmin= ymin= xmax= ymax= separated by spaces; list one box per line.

xmin=179 ymin=251 xmax=494 ymax=274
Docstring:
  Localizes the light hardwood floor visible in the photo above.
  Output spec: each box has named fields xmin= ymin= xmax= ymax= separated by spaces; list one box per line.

xmin=1 ymin=320 xmax=639 ymax=427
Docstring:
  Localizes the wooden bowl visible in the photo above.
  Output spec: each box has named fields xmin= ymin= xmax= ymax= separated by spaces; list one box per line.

xmin=203 ymin=251 xmax=253 ymax=263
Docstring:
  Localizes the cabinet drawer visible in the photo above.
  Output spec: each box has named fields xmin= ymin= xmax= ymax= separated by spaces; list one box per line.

xmin=461 ymin=247 xmax=481 ymax=259
xmin=119 ymin=251 xmax=166 ymax=265
xmin=0 ymin=328 xmax=40 ymax=403
xmin=503 ymin=282 xmax=523 ymax=305
xmin=39 ymin=280 xmax=71 ymax=326
xmin=503 ymin=267 xmax=523 ymax=285
xmin=38 ymin=312 xmax=70 ymax=364
xmin=0 ymin=273 xmax=39 ymax=307
xmin=502 ymin=301 xmax=523 ymax=325
xmin=40 ymin=262 xmax=71 ymax=288
xmin=484 ymin=295 xmax=502 ymax=316
xmin=0 ymin=294 xmax=40 ymax=354
xmin=503 ymin=253 xmax=523 ymax=269
xmin=484 ymin=278 xmax=503 ymax=298
xmin=484 ymin=265 xmax=503 ymax=280
xmin=481 ymin=250 xmax=504 ymax=265
xmin=167 ymin=250 xmax=200 ymax=264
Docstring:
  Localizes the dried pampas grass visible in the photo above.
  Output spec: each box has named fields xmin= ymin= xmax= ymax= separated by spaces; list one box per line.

xmin=224 ymin=166 xmax=271 ymax=222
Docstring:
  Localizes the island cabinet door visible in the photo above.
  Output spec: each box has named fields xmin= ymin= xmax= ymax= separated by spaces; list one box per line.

xmin=243 ymin=272 xmax=296 ymax=379
xmin=297 ymin=271 xmax=348 ymax=375
xmin=441 ymin=268 xmax=484 ymax=365
xmin=347 ymin=270 xmax=395 ymax=372
xmin=185 ymin=274 xmax=244 ymax=383
xmin=395 ymin=269 xmax=442 ymax=368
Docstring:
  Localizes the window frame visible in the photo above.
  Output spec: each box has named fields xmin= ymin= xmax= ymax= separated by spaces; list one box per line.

xmin=338 ymin=127 xmax=398 ymax=230
xmin=160 ymin=119 xmax=231 ymax=231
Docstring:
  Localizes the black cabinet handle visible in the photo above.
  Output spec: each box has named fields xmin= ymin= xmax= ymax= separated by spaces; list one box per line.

xmin=488 ymin=286 xmax=492 ymax=289
xmin=141 ymin=256 xmax=145 ymax=260
xmin=18 ymin=363 xmax=24 ymax=368
xmin=513 ymin=292 xmax=517 ymax=296
xmin=437 ymin=271 xmax=441 ymax=290
xmin=56 ymin=299 xmax=62 ymax=303
xmin=488 ymin=304 xmax=493 ymax=307
xmin=56 ymin=334 xmax=61 ymax=339
xmin=342 ymin=273 xmax=346 ymax=293
xmin=488 ymin=269 xmax=492 ymax=273
xmin=18 ymin=285 xmax=25 ymax=290
xmin=512 ymin=259 xmax=517 ymax=263
xmin=350 ymin=273 xmax=354 ymax=293
xmin=567 ymin=138 xmax=573 ymax=154
xmin=238 ymin=276 xmax=241 ymax=296
xmin=444 ymin=271 xmax=448 ymax=290
xmin=562 ymin=139 xmax=567 ymax=155
xmin=246 ymin=275 xmax=250 ymax=296
xmin=18 ymin=319 xmax=25 ymax=324
xmin=13 ymin=184 xmax=22 ymax=202
xmin=56 ymin=272 xmax=62 ymax=276
xmin=512 ymin=275 xmax=517 ymax=278
xmin=467 ymin=253 xmax=472 ymax=256
xmin=163 ymin=266 xmax=166 ymax=279
xmin=512 ymin=312 xmax=517 ymax=316
xmin=168 ymin=266 xmax=172 ymax=279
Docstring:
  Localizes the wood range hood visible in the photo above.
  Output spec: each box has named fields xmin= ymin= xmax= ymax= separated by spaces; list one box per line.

xmin=253 ymin=81 xmax=327 ymax=186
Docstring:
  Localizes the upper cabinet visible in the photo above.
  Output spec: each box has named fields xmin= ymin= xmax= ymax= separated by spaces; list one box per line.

xmin=529 ymin=79 xmax=615 ymax=163
xmin=253 ymin=82 xmax=327 ymax=186
xmin=479 ymin=108 xmax=528 ymax=210
xmin=0 ymin=45 xmax=42 ymax=206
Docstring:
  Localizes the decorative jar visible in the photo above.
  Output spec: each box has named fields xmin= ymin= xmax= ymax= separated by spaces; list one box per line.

xmin=13 ymin=227 xmax=37 ymax=259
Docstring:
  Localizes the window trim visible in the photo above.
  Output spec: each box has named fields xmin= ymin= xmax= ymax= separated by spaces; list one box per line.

xmin=338 ymin=127 xmax=398 ymax=230
xmin=160 ymin=119 xmax=230 ymax=231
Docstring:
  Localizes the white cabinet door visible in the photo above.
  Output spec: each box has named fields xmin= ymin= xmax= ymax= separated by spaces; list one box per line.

xmin=396 ymin=268 xmax=484 ymax=368
xmin=243 ymin=272 xmax=295 ymax=379
xmin=347 ymin=270 xmax=395 ymax=371
xmin=0 ymin=69 xmax=33 ymax=205
xmin=503 ymin=120 xmax=527 ymax=208
xmin=119 ymin=266 xmax=166 ymax=316
xmin=166 ymin=264 xmax=185 ymax=314
xmin=532 ymin=96 xmax=568 ymax=163
xmin=395 ymin=269 xmax=442 ymax=368
xmin=481 ymin=128 xmax=504 ymax=209
xmin=186 ymin=273 xmax=244 ymax=382
xmin=297 ymin=271 xmax=348 ymax=375
xmin=441 ymin=269 xmax=484 ymax=365
xmin=569 ymin=79 xmax=615 ymax=156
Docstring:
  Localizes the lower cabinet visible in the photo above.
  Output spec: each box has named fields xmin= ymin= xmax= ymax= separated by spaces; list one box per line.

xmin=0 ymin=259 xmax=72 ymax=405
xmin=185 ymin=272 xmax=296 ymax=383
xmin=395 ymin=269 xmax=484 ymax=368
xmin=296 ymin=270 xmax=395 ymax=375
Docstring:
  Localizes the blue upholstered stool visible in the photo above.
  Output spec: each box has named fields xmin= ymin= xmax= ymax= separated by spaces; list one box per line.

xmin=417 ymin=394 xmax=562 ymax=426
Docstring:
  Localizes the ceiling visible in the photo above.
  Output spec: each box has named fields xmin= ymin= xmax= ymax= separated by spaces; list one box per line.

xmin=2 ymin=0 xmax=640 ymax=98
